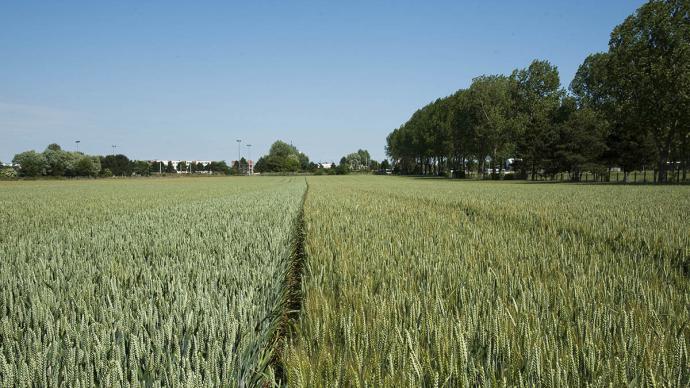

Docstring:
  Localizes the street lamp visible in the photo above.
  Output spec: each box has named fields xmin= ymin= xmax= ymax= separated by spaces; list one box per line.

xmin=111 ymin=145 xmax=117 ymax=155
xmin=236 ymin=139 xmax=242 ymax=173
xmin=75 ymin=140 xmax=80 ymax=152
xmin=246 ymin=144 xmax=252 ymax=175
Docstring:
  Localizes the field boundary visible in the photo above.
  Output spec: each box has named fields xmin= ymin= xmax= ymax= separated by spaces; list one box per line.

xmin=268 ymin=178 xmax=308 ymax=385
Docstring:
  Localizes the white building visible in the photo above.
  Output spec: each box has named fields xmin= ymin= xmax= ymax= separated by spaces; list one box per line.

xmin=151 ymin=160 xmax=213 ymax=173
xmin=318 ymin=162 xmax=335 ymax=169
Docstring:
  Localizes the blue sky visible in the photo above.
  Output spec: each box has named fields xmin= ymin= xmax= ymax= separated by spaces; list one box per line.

xmin=1 ymin=1 xmax=644 ymax=163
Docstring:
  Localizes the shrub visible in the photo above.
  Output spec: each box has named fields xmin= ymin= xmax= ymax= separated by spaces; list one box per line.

xmin=0 ymin=167 xmax=17 ymax=179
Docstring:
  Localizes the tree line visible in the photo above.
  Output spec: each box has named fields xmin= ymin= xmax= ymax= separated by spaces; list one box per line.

xmin=386 ymin=0 xmax=689 ymax=183
xmin=5 ymin=140 xmax=393 ymax=178
xmin=4 ymin=143 xmax=232 ymax=178
xmin=254 ymin=141 xmax=392 ymax=175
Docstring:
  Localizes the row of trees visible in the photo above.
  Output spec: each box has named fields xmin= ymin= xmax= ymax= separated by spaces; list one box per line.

xmin=386 ymin=0 xmax=689 ymax=183
xmin=5 ymin=143 xmax=232 ymax=177
xmin=101 ymin=154 xmax=154 ymax=176
xmin=5 ymin=141 xmax=393 ymax=178
xmin=11 ymin=144 xmax=102 ymax=177
xmin=253 ymin=141 xmax=393 ymax=175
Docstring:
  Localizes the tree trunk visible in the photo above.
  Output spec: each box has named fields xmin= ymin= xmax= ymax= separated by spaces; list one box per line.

xmin=531 ymin=161 xmax=536 ymax=181
xmin=657 ymin=159 xmax=667 ymax=184
xmin=681 ymin=133 xmax=687 ymax=182
xmin=656 ymin=126 xmax=677 ymax=184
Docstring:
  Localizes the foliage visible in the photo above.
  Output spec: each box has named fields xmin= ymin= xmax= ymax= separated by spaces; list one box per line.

xmin=386 ymin=60 xmax=572 ymax=178
xmin=207 ymin=161 xmax=230 ymax=175
xmin=255 ymin=141 xmax=311 ymax=173
xmin=11 ymin=144 xmax=124 ymax=178
xmin=11 ymin=143 xmax=229 ymax=178
xmin=43 ymin=144 xmax=74 ymax=176
xmin=0 ymin=167 xmax=17 ymax=179
xmin=386 ymin=0 xmax=690 ymax=182
xmin=232 ymin=158 xmax=250 ymax=175
xmin=130 ymin=160 xmax=151 ymax=176
xmin=75 ymin=155 xmax=101 ymax=177
xmin=592 ymin=0 xmax=690 ymax=182
xmin=12 ymin=150 xmax=47 ymax=177
xmin=553 ymin=105 xmax=608 ymax=179
xmin=100 ymin=154 xmax=131 ymax=176
xmin=342 ymin=149 xmax=372 ymax=171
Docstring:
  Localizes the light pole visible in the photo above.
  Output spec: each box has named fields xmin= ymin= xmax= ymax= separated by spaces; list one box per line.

xmin=236 ymin=139 xmax=242 ymax=173
xmin=246 ymin=144 xmax=252 ymax=175
xmin=111 ymin=145 xmax=117 ymax=155
xmin=75 ymin=140 xmax=80 ymax=152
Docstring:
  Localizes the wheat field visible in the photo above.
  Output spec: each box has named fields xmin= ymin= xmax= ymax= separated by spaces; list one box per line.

xmin=1 ymin=176 xmax=688 ymax=386
xmin=287 ymin=176 xmax=689 ymax=387
xmin=0 ymin=177 xmax=305 ymax=386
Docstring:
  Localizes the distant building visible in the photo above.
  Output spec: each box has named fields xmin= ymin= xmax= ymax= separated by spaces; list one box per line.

xmin=150 ymin=160 xmax=213 ymax=173
xmin=231 ymin=160 xmax=254 ymax=175
xmin=318 ymin=162 xmax=334 ymax=169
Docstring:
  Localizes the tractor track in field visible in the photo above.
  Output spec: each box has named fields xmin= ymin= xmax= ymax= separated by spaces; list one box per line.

xmin=267 ymin=178 xmax=308 ymax=386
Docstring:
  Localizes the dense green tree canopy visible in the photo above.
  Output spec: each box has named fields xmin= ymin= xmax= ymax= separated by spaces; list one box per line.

xmin=12 ymin=151 xmax=47 ymax=177
xmin=604 ymin=0 xmax=689 ymax=182
xmin=386 ymin=1 xmax=690 ymax=183
xmin=255 ymin=140 xmax=311 ymax=173
xmin=100 ymin=154 xmax=131 ymax=176
xmin=43 ymin=144 xmax=73 ymax=176
xmin=75 ymin=156 xmax=101 ymax=177
xmin=386 ymin=60 xmax=569 ymax=178
xmin=342 ymin=149 xmax=373 ymax=171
